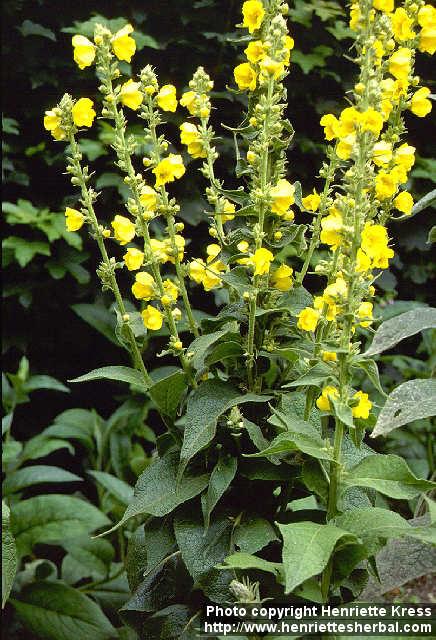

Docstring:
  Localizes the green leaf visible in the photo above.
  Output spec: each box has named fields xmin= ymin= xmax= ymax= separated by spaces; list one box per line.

xmin=69 ymin=365 xmax=145 ymax=388
xmin=71 ymin=303 xmax=118 ymax=346
xmin=3 ymin=465 xmax=82 ymax=496
xmin=187 ymin=323 xmax=235 ymax=372
xmin=101 ymin=452 xmax=208 ymax=535
xmin=62 ymin=537 xmax=114 ymax=583
xmin=21 ymin=436 xmax=74 ymax=462
xmin=220 ymin=552 xmax=282 ymax=578
xmin=11 ymin=581 xmax=116 ymax=640
xmin=42 ymin=409 xmax=97 ymax=450
xmin=234 ymin=517 xmax=278 ymax=554
xmin=282 ymin=362 xmax=332 ymax=388
xmin=3 ymin=236 xmax=50 ymax=267
xmin=88 ymin=471 xmax=134 ymax=506
xmin=278 ymin=521 xmax=355 ymax=593
xmin=18 ymin=20 xmax=56 ymax=40
xmin=427 ymin=225 xmax=436 ymax=244
xmin=11 ymin=495 xmax=110 ymax=556
xmin=202 ymin=453 xmax=237 ymax=529
xmin=2 ymin=501 xmax=17 ymax=608
xmin=292 ymin=46 xmax=333 ymax=74
xmin=179 ymin=380 xmax=271 ymax=479
xmin=24 ymin=375 xmax=69 ymax=393
xmin=365 ymin=307 xmax=436 ymax=356
xmin=245 ymin=430 xmax=333 ymax=461
xmin=411 ymin=188 xmax=436 ymax=216
xmin=335 ymin=508 xmax=436 ymax=545
xmin=352 ymin=358 xmax=386 ymax=396
xmin=371 ymin=379 xmax=436 ymax=438
xmin=344 ymin=454 xmax=435 ymax=499
xmin=142 ymin=519 xmax=176 ymax=575
xmin=277 ymin=286 xmax=313 ymax=315
xmin=149 ymin=370 xmax=187 ymax=422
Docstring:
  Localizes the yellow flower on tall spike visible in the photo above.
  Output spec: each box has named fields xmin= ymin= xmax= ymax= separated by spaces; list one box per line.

xmin=349 ymin=3 xmax=362 ymax=30
xmin=302 ymin=191 xmax=321 ymax=212
xmin=323 ymin=276 xmax=348 ymax=304
xmin=65 ymin=207 xmax=84 ymax=232
xmin=297 ymin=307 xmax=320 ymax=332
xmin=270 ymin=179 xmax=295 ymax=215
xmin=394 ymin=191 xmax=414 ymax=215
xmin=360 ymin=108 xmax=384 ymax=136
xmin=189 ymin=259 xmax=206 ymax=285
xmin=283 ymin=35 xmax=295 ymax=65
xmin=163 ymin=279 xmax=179 ymax=301
xmin=180 ymin=122 xmax=206 ymax=158
xmin=141 ymin=305 xmax=163 ymax=330
xmin=43 ymin=110 xmax=65 ymax=140
xmin=244 ymin=40 xmax=266 ymax=63
xmin=372 ymin=141 xmax=393 ymax=166
xmin=180 ymin=91 xmax=197 ymax=115
xmin=320 ymin=211 xmax=343 ymax=250
xmin=314 ymin=296 xmax=337 ymax=321
xmin=153 ymin=154 xmax=185 ymax=187
xmin=381 ymin=98 xmax=393 ymax=121
xmin=392 ymin=8 xmax=415 ymax=42
xmin=72 ymin=98 xmax=96 ymax=127
xmin=157 ymin=85 xmax=177 ymax=112
xmin=111 ymin=24 xmax=136 ymax=62
xmin=150 ymin=239 xmax=170 ymax=263
xmin=259 ymin=56 xmax=284 ymax=78
xmin=252 ymin=248 xmax=273 ymax=275
xmin=336 ymin=134 xmax=356 ymax=160
xmin=375 ymin=170 xmax=397 ymax=200
xmin=222 ymin=200 xmax=236 ymax=222
xmin=111 ymin=215 xmax=136 ymax=245
xmin=119 ymin=79 xmax=143 ymax=110
xmin=139 ymin=185 xmax=158 ymax=211
xmin=410 ymin=87 xmax=432 ymax=117
xmin=320 ymin=114 xmax=340 ymax=140
xmin=361 ymin=223 xmax=394 ymax=269
xmin=322 ymin=351 xmax=337 ymax=362
xmin=418 ymin=5 xmax=436 ymax=28
xmin=132 ymin=272 xmax=155 ymax=300
xmin=123 ymin=247 xmax=144 ymax=271
xmin=338 ymin=106 xmax=361 ymax=136
xmin=358 ymin=301 xmax=373 ymax=328
xmin=72 ymin=35 xmax=96 ymax=70
xmin=242 ymin=0 xmax=265 ymax=33
xmin=418 ymin=5 xmax=436 ymax=54
xmin=352 ymin=391 xmax=372 ymax=419
xmin=388 ymin=47 xmax=412 ymax=80
xmin=270 ymin=264 xmax=293 ymax=291
xmin=373 ymin=0 xmax=394 ymax=12
xmin=316 ymin=386 xmax=339 ymax=412
xmin=234 ymin=63 xmax=257 ymax=91
xmin=356 ymin=248 xmax=372 ymax=273
xmin=395 ymin=143 xmax=415 ymax=170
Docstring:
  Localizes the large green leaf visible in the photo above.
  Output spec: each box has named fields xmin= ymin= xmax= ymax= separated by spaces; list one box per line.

xmin=11 ymin=495 xmax=110 ymax=556
xmin=149 ymin=370 xmax=187 ymax=422
xmin=2 ymin=501 xmax=17 ymax=608
xmin=282 ymin=362 xmax=332 ymax=388
xmin=245 ymin=430 xmax=333 ymax=461
xmin=371 ymin=379 xmax=436 ymax=438
xmin=187 ymin=323 xmax=236 ymax=372
xmin=344 ymin=454 xmax=435 ymax=499
xmin=11 ymin=581 xmax=116 ymax=640
xmin=71 ymin=303 xmax=118 ymax=346
xmin=3 ymin=465 xmax=82 ymax=496
xmin=234 ymin=517 xmax=278 ymax=554
xmin=365 ymin=307 xmax=436 ymax=357
xmin=69 ymin=366 xmax=145 ymax=389
xmin=102 ymin=452 xmax=208 ymax=535
xmin=179 ymin=380 xmax=271 ymax=479
xmin=278 ymin=521 xmax=356 ymax=593
xmin=220 ymin=552 xmax=282 ymax=578
xmin=88 ymin=471 xmax=134 ymax=506
xmin=21 ymin=436 xmax=75 ymax=461
xmin=62 ymin=537 xmax=114 ymax=583
xmin=202 ymin=453 xmax=237 ymax=529
xmin=42 ymin=409 xmax=99 ymax=450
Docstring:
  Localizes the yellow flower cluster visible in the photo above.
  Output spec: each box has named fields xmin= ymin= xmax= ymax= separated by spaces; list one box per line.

xmin=189 ymin=244 xmax=227 ymax=291
xmin=180 ymin=122 xmax=206 ymax=158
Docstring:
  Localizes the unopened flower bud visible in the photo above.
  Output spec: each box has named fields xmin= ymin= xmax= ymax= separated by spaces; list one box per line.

xmin=122 ymin=313 xmax=130 ymax=322
xmin=209 ymin=227 xmax=218 ymax=237
xmin=174 ymin=340 xmax=183 ymax=350
xmin=161 ymin=295 xmax=172 ymax=306
xmin=102 ymin=229 xmax=111 ymax=238
xmin=274 ymin=231 xmax=283 ymax=240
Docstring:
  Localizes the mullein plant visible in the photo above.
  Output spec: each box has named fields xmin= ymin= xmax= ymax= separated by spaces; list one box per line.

xmin=43 ymin=0 xmax=435 ymax=621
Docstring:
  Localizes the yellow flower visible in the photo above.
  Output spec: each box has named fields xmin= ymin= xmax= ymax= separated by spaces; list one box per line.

xmin=361 ymin=223 xmax=394 ymax=269
xmin=222 ymin=200 xmax=236 ymax=222
xmin=322 ymin=351 xmax=337 ymax=363
xmin=419 ymin=26 xmax=436 ymax=54
xmin=43 ymin=110 xmax=65 ymax=141
xmin=180 ymin=122 xmax=206 ymax=158
xmin=153 ymin=154 xmax=185 ymax=187
xmin=237 ymin=240 xmax=250 ymax=253
xmin=252 ymin=247 xmax=273 ymax=275
xmin=72 ymin=98 xmax=96 ymax=128
xmin=270 ymin=179 xmax=295 ymax=215
xmin=392 ymin=8 xmax=415 ymax=42
xmin=123 ymin=247 xmax=144 ymax=271
xmin=244 ymin=40 xmax=266 ymax=63
xmin=111 ymin=24 xmax=136 ymax=62
xmin=373 ymin=39 xmax=385 ymax=63
xmin=316 ymin=386 xmax=339 ymax=412
xmin=165 ymin=234 xmax=185 ymax=263
xmin=352 ymin=391 xmax=372 ymax=419
xmin=111 ymin=215 xmax=136 ymax=245
xmin=360 ymin=108 xmax=384 ymax=137
xmin=336 ymin=134 xmax=356 ymax=160
xmin=356 ymin=248 xmax=372 ymax=273
xmin=394 ymin=143 xmax=415 ymax=170
xmin=372 ymin=141 xmax=393 ymax=166
xmin=323 ymin=275 xmax=348 ymax=304
xmin=163 ymin=279 xmax=179 ymax=301
xmin=418 ymin=5 xmax=436 ymax=28
xmin=388 ymin=47 xmax=412 ymax=80
xmin=394 ymin=191 xmax=414 ymax=215
xmin=338 ymin=106 xmax=361 ymax=136
xmin=375 ymin=170 xmax=397 ymax=200
xmin=270 ymin=264 xmax=293 ymax=291
xmin=157 ymin=85 xmax=177 ymax=112
xmin=141 ymin=305 xmax=163 ymax=331
xmin=410 ymin=87 xmax=432 ymax=117
xmin=139 ymin=185 xmax=158 ymax=211
xmin=119 ymin=79 xmax=143 ymax=110
xmin=180 ymin=91 xmax=198 ymax=115
xmin=65 ymin=207 xmax=84 ymax=231
xmin=320 ymin=114 xmax=340 ymax=141
xmin=150 ymin=238 xmax=170 ymax=263
xmin=297 ymin=307 xmax=320 ymax=332
xmin=132 ymin=272 xmax=155 ymax=300
xmin=373 ymin=0 xmax=394 ymax=12
xmin=72 ymin=35 xmax=95 ymax=70
xmin=314 ymin=296 xmax=337 ymax=322
xmin=189 ymin=259 xmax=206 ymax=284
xmin=242 ymin=0 xmax=265 ymax=33
xmin=358 ymin=301 xmax=373 ymax=327
xmin=259 ymin=56 xmax=284 ymax=78
xmin=302 ymin=191 xmax=321 ymax=212
xmin=349 ymin=3 xmax=361 ymax=30
xmin=234 ymin=63 xmax=257 ymax=91
xmin=381 ymin=98 xmax=394 ymax=121
xmin=320 ymin=211 xmax=343 ymax=250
